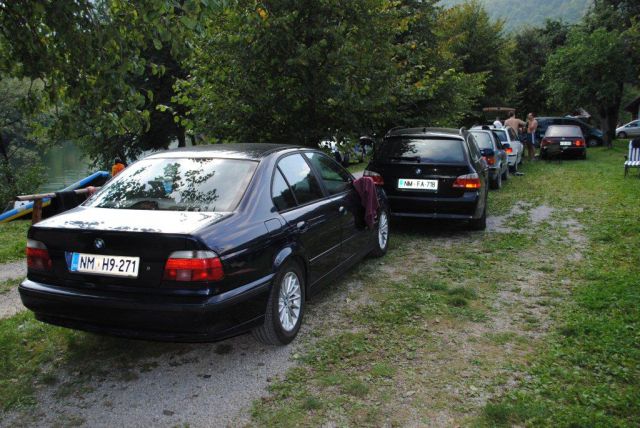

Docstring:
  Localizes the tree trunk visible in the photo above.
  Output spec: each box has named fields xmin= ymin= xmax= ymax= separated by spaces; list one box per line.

xmin=177 ymin=127 xmax=186 ymax=147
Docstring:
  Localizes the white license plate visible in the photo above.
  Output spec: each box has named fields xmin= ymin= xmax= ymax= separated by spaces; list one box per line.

xmin=560 ymin=141 xmax=572 ymax=146
xmin=398 ymin=178 xmax=438 ymax=191
xmin=70 ymin=253 xmax=140 ymax=278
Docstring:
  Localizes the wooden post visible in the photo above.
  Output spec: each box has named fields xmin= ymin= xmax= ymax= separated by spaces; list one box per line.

xmin=32 ymin=199 xmax=43 ymax=224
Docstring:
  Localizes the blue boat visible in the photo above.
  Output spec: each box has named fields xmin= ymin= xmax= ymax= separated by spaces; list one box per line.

xmin=0 ymin=171 xmax=111 ymax=223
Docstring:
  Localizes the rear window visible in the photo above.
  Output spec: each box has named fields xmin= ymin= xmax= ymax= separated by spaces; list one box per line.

xmin=545 ymin=125 xmax=583 ymax=138
xmin=469 ymin=132 xmax=493 ymax=149
xmin=492 ymin=130 xmax=508 ymax=142
xmin=86 ymin=158 xmax=257 ymax=212
xmin=377 ymin=138 xmax=466 ymax=163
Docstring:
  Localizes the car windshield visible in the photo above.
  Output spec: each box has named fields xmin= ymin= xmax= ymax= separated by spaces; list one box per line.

xmin=470 ymin=132 xmax=493 ymax=149
xmin=545 ymin=125 xmax=583 ymax=138
xmin=492 ymin=130 xmax=508 ymax=142
xmin=377 ymin=138 xmax=465 ymax=163
xmin=86 ymin=158 xmax=258 ymax=212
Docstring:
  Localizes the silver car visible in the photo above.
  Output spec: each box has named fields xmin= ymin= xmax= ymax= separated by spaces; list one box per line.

xmin=472 ymin=126 xmax=524 ymax=172
xmin=616 ymin=120 xmax=640 ymax=139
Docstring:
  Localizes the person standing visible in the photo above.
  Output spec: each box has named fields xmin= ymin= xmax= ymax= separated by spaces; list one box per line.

xmin=111 ymin=157 xmax=126 ymax=177
xmin=526 ymin=113 xmax=538 ymax=161
xmin=504 ymin=111 xmax=526 ymax=136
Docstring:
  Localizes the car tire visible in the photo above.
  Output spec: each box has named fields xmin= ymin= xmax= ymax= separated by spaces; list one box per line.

xmin=510 ymin=160 xmax=518 ymax=173
xmin=369 ymin=209 xmax=389 ymax=258
xmin=618 ymin=132 xmax=627 ymax=139
xmin=469 ymin=204 xmax=487 ymax=231
xmin=252 ymin=261 xmax=305 ymax=346
xmin=490 ymin=171 xmax=501 ymax=190
xmin=587 ymin=137 xmax=599 ymax=147
xmin=502 ymin=165 xmax=509 ymax=181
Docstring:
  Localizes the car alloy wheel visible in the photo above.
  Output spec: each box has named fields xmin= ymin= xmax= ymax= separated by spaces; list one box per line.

xmin=618 ymin=132 xmax=627 ymax=139
xmin=369 ymin=209 xmax=389 ymax=258
xmin=253 ymin=261 xmax=305 ymax=345
xmin=278 ymin=272 xmax=302 ymax=332
xmin=587 ymin=138 xmax=599 ymax=147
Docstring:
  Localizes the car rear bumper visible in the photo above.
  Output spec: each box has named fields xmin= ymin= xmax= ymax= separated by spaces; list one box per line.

xmin=19 ymin=275 xmax=273 ymax=342
xmin=541 ymin=146 xmax=586 ymax=157
xmin=387 ymin=192 xmax=482 ymax=219
xmin=507 ymin=155 xmax=518 ymax=165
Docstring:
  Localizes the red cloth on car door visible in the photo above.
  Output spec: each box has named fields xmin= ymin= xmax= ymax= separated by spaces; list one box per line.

xmin=353 ymin=176 xmax=379 ymax=229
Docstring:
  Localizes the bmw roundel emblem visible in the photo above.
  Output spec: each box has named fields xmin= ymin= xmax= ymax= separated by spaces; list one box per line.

xmin=94 ymin=238 xmax=105 ymax=249
xmin=415 ymin=168 xmax=422 ymax=175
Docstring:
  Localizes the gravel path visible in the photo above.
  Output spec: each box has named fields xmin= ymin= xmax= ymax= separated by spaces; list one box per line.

xmin=0 ymin=261 xmax=26 ymax=319
xmin=0 ymin=260 xmax=26 ymax=281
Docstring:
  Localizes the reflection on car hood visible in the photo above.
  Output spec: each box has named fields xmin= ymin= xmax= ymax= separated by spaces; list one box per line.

xmin=34 ymin=207 xmax=231 ymax=234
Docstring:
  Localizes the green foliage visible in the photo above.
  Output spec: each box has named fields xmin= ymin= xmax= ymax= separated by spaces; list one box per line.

xmin=0 ymin=77 xmax=48 ymax=208
xmin=543 ymin=27 xmax=634 ymax=143
xmin=437 ymin=0 xmax=514 ymax=114
xmin=179 ymin=0 xmax=399 ymax=146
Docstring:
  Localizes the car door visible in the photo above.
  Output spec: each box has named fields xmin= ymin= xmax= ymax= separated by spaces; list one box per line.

xmin=628 ymin=121 xmax=640 ymax=137
xmin=304 ymin=151 xmax=370 ymax=264
xmin=494 ymin=136 xmax=507 ymax=174
xmin=274 ymin=153 xmax=343 ymax=286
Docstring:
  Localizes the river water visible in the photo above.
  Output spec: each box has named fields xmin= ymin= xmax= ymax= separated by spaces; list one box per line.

xmin=38 ymin=141 xmax=92 ymax=192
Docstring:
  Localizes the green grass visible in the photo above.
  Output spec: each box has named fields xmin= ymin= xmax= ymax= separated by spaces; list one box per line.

xmin=346 ymin=161 xmax=367 ymax=174
xmin=0 ymin=278 xmax=21 ymax=295
xmin=478 ymin=142 xmax=640 ymax=427
xmin=0 ymin=221 xmax=29 ymax=263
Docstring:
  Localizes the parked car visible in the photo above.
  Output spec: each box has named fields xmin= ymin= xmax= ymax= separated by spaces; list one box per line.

xmin=536 ymin=117 xmax=603 ymax=147
xmin=473 ymin=125 xmax=523 ymax=172
xmin=19 ymin=144 xmax=390 ymax=345
xmin=364 ymin=127 xmax=489 ymax=230
xmin=616 ymin=120 xmax=640 ymax=139
xmin=469 ymin=129 xmax=509 ymax=190
xmin=540 ymin=125 xmax=587 ymax=160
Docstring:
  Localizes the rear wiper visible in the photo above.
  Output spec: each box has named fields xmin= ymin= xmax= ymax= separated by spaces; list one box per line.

xmin=389 ymin=156 xmax=421 ymax=162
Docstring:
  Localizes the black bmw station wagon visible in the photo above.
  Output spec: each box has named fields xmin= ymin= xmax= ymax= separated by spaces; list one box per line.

xmin=364 ymin=127 xmax=489 ymax=230
xmin=20 ymin=144 xmax=389 ymax=345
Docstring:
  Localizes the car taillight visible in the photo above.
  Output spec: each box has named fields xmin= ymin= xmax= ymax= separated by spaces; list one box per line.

xmin=505 ymin=147 xmax=513 ymax=154
xmin=363 ymin=170 xmax=384 ymax=186
xmin=482 ymin=156 xmax=496 ymax=166
xmin=575 ymin=139 xmax=585 ymax=147
xmin=541 ymin=138 xmax=551 ymax=147
xmin=26 ymin=239 xmax=52 ymax=271
xmin=163 ymin=251 xmax=224 ymax=282
xmin=452 ymin=173 xmax=482 ymax=190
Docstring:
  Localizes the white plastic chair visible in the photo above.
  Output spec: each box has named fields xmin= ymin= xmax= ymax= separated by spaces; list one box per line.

xmin=624 ymin=139 xmax=640 ymax=177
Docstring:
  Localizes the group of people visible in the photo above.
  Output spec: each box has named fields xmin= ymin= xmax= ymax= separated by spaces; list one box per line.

xmin=493 ymin=111 xmax=538 ymax=161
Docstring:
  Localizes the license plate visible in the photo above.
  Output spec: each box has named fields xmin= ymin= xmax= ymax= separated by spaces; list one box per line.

xmin=70 ymin=253 xmax=140 ymax=278
xmin=560 ymin=141 xmax=572 ymax=146
xmin=398 ymin=178 xmax=438 ymax=191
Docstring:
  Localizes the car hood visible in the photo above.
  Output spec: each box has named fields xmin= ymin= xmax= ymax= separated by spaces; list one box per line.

xmin=34 ymin=206 xmax=231 ymax=234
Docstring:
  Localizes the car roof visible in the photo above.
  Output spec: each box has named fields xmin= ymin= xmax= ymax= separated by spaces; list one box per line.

xmin=385 ymin=127 xmax=466 ymax=139
xmin=145 ymin=143 xmax=304 ymax=160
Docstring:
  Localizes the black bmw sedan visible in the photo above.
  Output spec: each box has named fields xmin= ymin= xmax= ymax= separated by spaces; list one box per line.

xmin=363 ymin=127 xmax=489 ymax=230
xmin=20 ymin=144 xmax=389 ymax=345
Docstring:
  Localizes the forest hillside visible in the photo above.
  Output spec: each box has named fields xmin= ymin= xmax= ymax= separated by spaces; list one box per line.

xmin=440 ymin=0 xmax=592 ymax=30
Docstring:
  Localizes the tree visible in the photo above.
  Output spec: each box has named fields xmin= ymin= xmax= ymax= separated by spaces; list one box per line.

xmin=436 ymin=0 xmax=514 ymax=118
xmin=179 ymin=0 xmax=399 ymax=146
xmin=543 ymin=27 xmax=635 ymax=145
xmin=0 ymin=1 xmax=217 ymax=166
xmin=511 ymin=20 xmax=570 ymax=117
xmin=0 ymin=77 xmax=48 ymax=208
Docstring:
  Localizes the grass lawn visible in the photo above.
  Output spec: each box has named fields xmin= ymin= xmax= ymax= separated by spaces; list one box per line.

xmin=0 ymin=142 xmax=637 ymax=426
xmin=0 ymin=221 xmax=29 ymax=264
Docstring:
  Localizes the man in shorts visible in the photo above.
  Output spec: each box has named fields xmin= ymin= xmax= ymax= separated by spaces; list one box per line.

xmin=526 ymin=113 xmax=538 ymax=161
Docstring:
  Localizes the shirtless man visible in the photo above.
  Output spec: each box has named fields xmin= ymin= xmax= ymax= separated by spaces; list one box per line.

xmin=526 ymin=112 xmax=538 ymax=161
xmin=504 ymin=111 xmax=525 ymax=136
